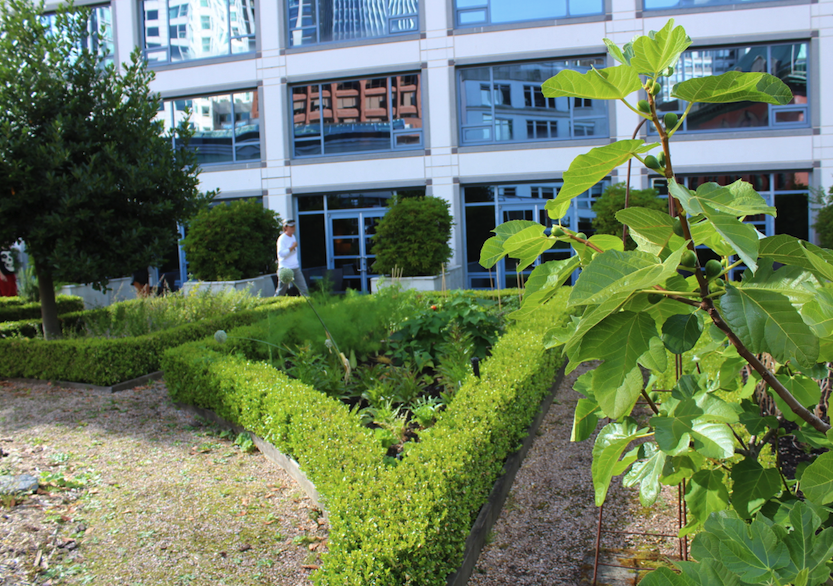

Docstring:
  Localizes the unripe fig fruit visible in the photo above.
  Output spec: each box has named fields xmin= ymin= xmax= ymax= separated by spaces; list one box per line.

xmin=680 ymin=250 xmax=697 ymax=268
xmin=664 ymin=112 xmax=678 ymax=130
xmin=672 ymin=218 xmax=684 ymax=237
xmin=637 ymin=99 xmax=651 ymax=113
xmin=705 ymin=259 xmax=723 ymax=279
xmin=575 ymin=232 xmax=587 ymax=241
xmin=552 ymin=226 xmax=565 ymax=237
xmin=658 ymin=152 xmax=666 ymax=168
xmin=647 ymin=293 xmax=663 ymax=304
xmin=650 ymin=81 xmax=661 ymax=96
xmin=709 ymin=278 xmax=726 ymax=294
xmin=644 ymin=155 xmax=662 ymax=170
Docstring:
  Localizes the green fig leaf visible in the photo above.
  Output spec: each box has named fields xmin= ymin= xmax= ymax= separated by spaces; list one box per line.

xmin=592 ymin=418 xmax=647 ymax=506
xmin=672 ymin=71 xmax=793 ymax=105
xmin=800 ymin=451 xmax=833 ymax=506
xmin=551 ymin=140 xmax=658 ymax=207
xmin=571 ymin=398 xmax=600 ymax=442
xmin=662 ymin=313 xmax=703 ymax=355
xmin=718 ymin=284 xmax=819 ymax=368
xmin=541 ymin=64 xmax=642 ymax=100
xmin=730 ymin=458 xmax=781 ymax=519
xmin=630 ymin=19 xmax=692 ymax=77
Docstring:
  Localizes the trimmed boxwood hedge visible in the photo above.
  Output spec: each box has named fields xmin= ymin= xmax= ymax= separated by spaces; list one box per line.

xmin=0 ymin=297 xmax=304 ymax=386
xmin=0 ymin=295 xmax=84 ymax=323
xmin=161 ymin=288 xmax=571 ymax=585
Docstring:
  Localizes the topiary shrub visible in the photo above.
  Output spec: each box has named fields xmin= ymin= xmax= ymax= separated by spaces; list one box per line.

xmin=591 ymin=183 xmax=666 ymax=249
xmin=181 ymin=199 xmax=282 ymax=281
xmin=372 ymin=196 xmax=453 ymax=277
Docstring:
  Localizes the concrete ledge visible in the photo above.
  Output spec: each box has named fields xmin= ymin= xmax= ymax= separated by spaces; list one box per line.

xmin=2 ymin=371 xmax=165 ymax=394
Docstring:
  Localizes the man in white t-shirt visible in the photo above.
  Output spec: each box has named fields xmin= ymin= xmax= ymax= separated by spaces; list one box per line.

xmin=275 ymin=219 xmax=309 ymax=296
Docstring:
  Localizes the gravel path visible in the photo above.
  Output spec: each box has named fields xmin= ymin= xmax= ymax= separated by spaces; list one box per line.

xmin=467 ymin=363 xmax=680 ymax=586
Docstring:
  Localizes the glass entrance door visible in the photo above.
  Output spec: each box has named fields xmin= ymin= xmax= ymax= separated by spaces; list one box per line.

xmin=328 ymin=210 xmax=386 ymax=292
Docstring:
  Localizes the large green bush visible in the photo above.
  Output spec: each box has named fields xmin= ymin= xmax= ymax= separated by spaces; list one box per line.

xmin=372 ymin=196 xmax=453 ymax=277
xmin=161 ymin=289 xmax=569 ymax=584
xmin=181 ymin=199 xmax=282 ymax=281
xmin=590 ymin=183 xmax=666 ymax=249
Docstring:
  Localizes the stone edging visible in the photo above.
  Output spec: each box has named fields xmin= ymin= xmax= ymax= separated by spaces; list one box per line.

xmin=2 ymin=370 xmax=165 ymax=394
xmin=175 ymin=362 xmax=566 ymax=585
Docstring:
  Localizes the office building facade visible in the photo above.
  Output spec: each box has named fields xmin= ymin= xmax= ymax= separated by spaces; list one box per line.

xmin=55 ymin=0 xmax=832 ymax=290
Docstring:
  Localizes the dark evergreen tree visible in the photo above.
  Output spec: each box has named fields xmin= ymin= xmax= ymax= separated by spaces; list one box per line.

xmin=0 ymin=0 xmax=209 ymax=338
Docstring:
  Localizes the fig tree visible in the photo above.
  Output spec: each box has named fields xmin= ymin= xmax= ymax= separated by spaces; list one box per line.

xmin=705 ymin=259 xmax=722 ymax=279
xmin=644 ymin=155 xmax=662 ymax=170
xmin=647 ymin=293 xmax=663 ymax=304
xmin=672 ymin=218 xmax=684 ymax=237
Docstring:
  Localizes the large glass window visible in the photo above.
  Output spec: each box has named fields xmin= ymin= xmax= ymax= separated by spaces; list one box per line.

xmin=142 ymin=0 xmax=256 ymax=65
xmin=455 ymin=0 xmax=602 ymax=27
xmin=653 ymin=42 xmax=808 ymax=133
xmin=43 ymin=4 xmax=114 ymax=63
xmin=463 ymin=181 xmax=606 ymax=288
xmin=645 ymin=0 xmax=779 ymax=11
xmin=292 ymin=74 xmax=423 ymax=158
xmin=156 ymin=90 xmax=260 ymax=165
xmin=458 ymin=59 xmax=609 ymax=146
xmin=287 ymin=0 xmax=418 ymax=48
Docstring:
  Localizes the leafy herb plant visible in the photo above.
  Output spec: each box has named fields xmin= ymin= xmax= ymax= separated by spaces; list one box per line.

xmin=481 ymin=20 xmax=833 ymax=585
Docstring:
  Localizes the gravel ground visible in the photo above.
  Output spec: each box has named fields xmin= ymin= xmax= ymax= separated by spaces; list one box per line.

xmin=1 ymin=365 xmax=678 ymax=586
xmin=467 ymin=363 xmax=680 ymax=586
xmin=0 ymin=380 xmax=325 ymax=586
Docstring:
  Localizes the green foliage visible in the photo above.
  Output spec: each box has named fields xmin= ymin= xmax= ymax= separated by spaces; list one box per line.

xmin=0 ymin=296 xmax=303 ymax=385
xmin=591 ymin=183 xmax=667 ymax=249
xmin=372 ymin=196 xmax=453 ymax=277
xmin=0 ymin=0 xmax=209 ymax=338
xmin=181 ymin=200 xmax=282 ymax=281
xmin=481 ymin=19 xmax=833 ymax=586
xmin=812 ymin=187 xmax=833 ymax=249
xmin=0 ymin=296 xmax=83 ymax=323
xmin=161 ymin=290 xmax=571 ymax=585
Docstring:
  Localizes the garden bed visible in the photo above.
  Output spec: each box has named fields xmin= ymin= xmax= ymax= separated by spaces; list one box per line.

xmin=162 ymin=287 xmax=571 ymax=585
xmin=0 ymin=292 xmax=304 ymax=386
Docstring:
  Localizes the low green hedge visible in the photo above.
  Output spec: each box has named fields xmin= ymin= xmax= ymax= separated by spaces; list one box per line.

xmin=0 ymin=295 xmax=84 ymax=323
xmin=0 ymin=297 xmax=304 ymax=386
xmin=161 ymin=288 xmax=570 ymax=585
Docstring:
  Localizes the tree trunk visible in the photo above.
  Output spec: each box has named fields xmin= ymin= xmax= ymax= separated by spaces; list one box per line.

xmin=36 ymin=263 xmax=61 ymax=340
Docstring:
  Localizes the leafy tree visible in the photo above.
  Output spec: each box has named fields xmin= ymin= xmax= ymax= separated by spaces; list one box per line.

xmin=181 ymin=199 xmax=282 ymax=281
xmin=813 ymin=186 xmax=833 ymax=249
xmin=482 ymin=20 xmax=833 ymax=585
xmin=372 ymin=196 xmax=453 ymax=277
xmin=591 ymin=183 xmax=666 ymax=249
xmin=0 ymin=0 xmax=208 ymax=339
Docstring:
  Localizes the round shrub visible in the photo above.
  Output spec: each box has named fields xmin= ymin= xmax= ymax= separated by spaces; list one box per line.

xmin=372 ymin=196 xmax=453 ymax=277
xmin=591 ymin=183 xmax=667 ymax=249
xmin=181 ymin=199 xmax=282 ymax=281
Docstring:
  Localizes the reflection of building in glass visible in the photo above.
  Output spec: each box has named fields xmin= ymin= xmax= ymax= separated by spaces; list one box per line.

xmin=655 ymin=43 xmax=808 ymax=132
xmin=42 ymin=4 xmax=114 ymax=64
xmin=292 ymin=75 xmax=423 ymax=156
xmin=143 ymin=0 xmax=256 ymax=64
xmin=459 ymin=59 xmax=608 ymax=144
xmin=288 ymin=0 xmax=418 ymax=47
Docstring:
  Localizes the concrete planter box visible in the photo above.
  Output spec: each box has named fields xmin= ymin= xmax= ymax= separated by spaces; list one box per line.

xmin=59 ymin=277 xmax=137 ymax=309
xmin=370 ymin=265 xmax=462 ymax=292
xmin=180 ymin=274 xmax=276 ymax=298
